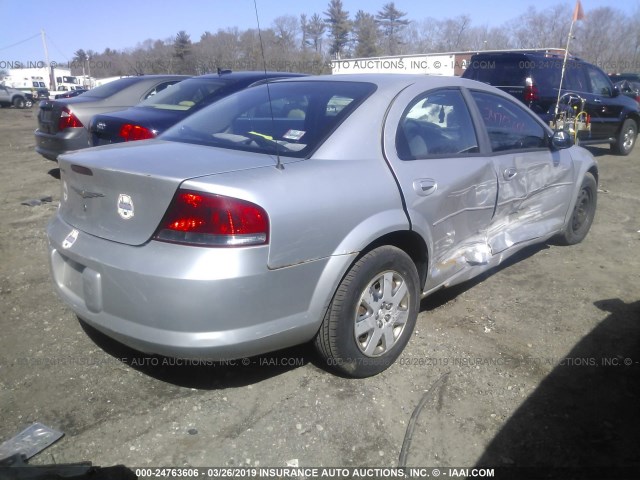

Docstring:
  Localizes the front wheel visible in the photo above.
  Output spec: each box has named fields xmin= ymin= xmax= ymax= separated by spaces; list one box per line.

xmin=315 ymin=246 xmax=420 ymax=378
xmin=557 ymin=172 xmax=597 ymax=245
xmin=611 ymin=119 xmax=637 ymax=155
xmin=13 ymin=97 xmax=26 ymax=109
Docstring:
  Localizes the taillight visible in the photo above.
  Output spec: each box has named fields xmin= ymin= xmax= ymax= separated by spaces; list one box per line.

xmin=58 ymin=107 xmax=83 ymax=130
xmin=524 ymin=85 xmax=539 ymax=102
xmin=154 ymin=190 xmax=269 ymax=247
xmin=119 ymin=124 xmax=156 ymax=141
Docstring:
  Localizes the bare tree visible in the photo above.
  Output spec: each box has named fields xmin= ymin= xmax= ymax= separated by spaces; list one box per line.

xmin=466 ymin=25 xmax=512 ymax=51
xmin=401 ymin=19 xmax=438 ymax=53
xmin=435 ymin=15 xmax=472 ymax=51
xmin=508 ymin=5 xmax=571 ymax=49
xmin=272 ymin=15 xmax=299 ymax=52
xmin=573 ymin=7 xmax=630 ymax=72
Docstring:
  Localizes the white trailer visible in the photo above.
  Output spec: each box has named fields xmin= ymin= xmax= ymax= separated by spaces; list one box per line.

xmin=5 ymin=67 xmax=83 ymax=97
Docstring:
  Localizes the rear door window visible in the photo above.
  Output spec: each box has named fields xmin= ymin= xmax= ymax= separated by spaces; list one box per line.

xmin=396 ymin=89 xmax=478 ymax=159
xmin=143 ymin=81 xmax=183 ymax=100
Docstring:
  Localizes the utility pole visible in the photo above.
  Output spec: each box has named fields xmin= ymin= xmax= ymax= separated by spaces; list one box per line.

xmin=41 ymin=29 xmax=54 ymax=90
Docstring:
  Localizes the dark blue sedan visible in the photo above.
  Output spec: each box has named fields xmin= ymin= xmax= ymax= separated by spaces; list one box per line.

xmin=89 ymin=71 xmax=305 ymax=145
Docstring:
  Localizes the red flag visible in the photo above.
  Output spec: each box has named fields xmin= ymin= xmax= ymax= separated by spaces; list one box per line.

xmin=572 ymin=0 xmax=585 ymax=21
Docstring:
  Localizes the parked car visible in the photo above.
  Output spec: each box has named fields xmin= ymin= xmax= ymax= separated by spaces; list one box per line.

xmin=0 ymin=84 xmax=33 ymax=108
xmin=462 ymin=51 xmax=640 ymax=155
xmin=55 ymin=89 xmax=88 ymax=99
xmin=35 ymin=75 xmax=189 ymax=161
xmin=613 ymin=80 xmax=640 ymax=104
xmin=48 ymin=74 xmax=598 ymax=377
xmin=33 ymin=87 xmax=50 ymax=101
xmin=89 ymin=71 xmax=305 ymax=146
xmin=608 ymin=73 xmax=640 ymax=84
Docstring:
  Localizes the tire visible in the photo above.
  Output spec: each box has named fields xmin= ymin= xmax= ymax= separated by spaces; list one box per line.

xmin=24 ymin=98 xmax=33 ymax=108
xmin=557 ymin=172 xmax=597 ymax=245
xmin=315 ymin=245 xmax=420 ymax=378
xmin=12 ymin=97 xmax=26 ymax=109
xmin=611 ymin=119 xmax=637 ymax=155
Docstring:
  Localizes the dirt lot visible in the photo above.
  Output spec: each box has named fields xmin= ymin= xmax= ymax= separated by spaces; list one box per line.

xmin=0 ymin=106 xmax=639 ymax=478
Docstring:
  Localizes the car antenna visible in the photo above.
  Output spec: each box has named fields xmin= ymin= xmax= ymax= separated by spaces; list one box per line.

xmin=253 ymin=0 xmax=283 ymax=170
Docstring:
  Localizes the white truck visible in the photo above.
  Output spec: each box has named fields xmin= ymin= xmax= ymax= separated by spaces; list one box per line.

xmin=1 ymin=72 xmax=49 ymax=101
xmin=3 ymin=67 xmax=84 ymax=99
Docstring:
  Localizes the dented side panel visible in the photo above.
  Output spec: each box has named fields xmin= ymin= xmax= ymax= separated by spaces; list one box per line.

xmin=401 ymin=161 xmax=498 ymax=289
xmin=488 ymin=148 xmax=575 ymax=253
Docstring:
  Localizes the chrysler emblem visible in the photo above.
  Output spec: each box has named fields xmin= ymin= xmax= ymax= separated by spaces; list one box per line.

xmin=117 ymin=194 xmax=134 ymax=219
xmin=71 ymin=185 xmax=104 ymax=199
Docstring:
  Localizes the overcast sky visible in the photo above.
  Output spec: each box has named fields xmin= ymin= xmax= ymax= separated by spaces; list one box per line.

xmin=1 ymin=0 xmax=638 ymax=64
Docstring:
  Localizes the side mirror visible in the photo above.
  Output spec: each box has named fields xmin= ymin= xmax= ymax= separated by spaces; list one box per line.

xmin=551 ymin=130 xmax=574 ymax=149
xmin=611 ymin=85 xmax=620 ymax=97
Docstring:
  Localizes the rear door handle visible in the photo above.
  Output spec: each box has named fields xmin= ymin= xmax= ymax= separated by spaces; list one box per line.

xmin=503 ymin=167 xmax=518 ymax=181
xmin=413 ymin=179 xmax=437 ymax=196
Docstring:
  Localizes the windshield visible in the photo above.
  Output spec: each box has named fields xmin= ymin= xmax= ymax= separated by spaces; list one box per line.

xmin=138 ymin=78 xmax=226 ymax=111
xmin=161 ymin=80 xmax=376 ymax=158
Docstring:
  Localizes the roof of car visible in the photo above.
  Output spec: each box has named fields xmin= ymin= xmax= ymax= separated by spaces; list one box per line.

xmin=194 ymin=71 xmax=307 ymax=80
xmin=275 ymin=73 xmax=489 ymax=90
xmin=128 ymin=74 xmax=190 ymax=78
xmin=469 ymin=51 xmax=584 ymax=62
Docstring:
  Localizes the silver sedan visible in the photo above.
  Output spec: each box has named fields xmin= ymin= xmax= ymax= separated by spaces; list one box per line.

xmin=48 ymin=74 xmax=598 ymax=377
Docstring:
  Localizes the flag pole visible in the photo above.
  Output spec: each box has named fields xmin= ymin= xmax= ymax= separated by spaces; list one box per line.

xmin=554 ymin=19 xmax=576 ymax=117
xmin=555 ymin=0 xmax=584 ymax=117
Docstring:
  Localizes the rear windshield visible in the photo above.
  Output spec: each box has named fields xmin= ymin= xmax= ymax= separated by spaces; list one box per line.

xmin=161 ymin=81 xmax=377 ymax=158
xmin=138 ymin=78 xmax=226 ymax=111
xmin=81 ymin=77 xmax=142 ymax=98
xmin=464 ymin=58 xmax=529 ymax=86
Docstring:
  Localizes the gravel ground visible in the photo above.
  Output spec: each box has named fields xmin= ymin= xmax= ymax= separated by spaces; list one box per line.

xmin=0 ymin=106 xmax=638 ymax=479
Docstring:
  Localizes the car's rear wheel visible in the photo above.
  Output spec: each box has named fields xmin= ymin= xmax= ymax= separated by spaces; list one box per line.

xmin=611 ymin=119 xmax=637 ymax=155
xmin=315 ymin=246 xmax=420 ymax=378
xmin=12 ymin=97 xmax=25 ymax=109
xmin=557 ymin=172 xmax=597 ymax=245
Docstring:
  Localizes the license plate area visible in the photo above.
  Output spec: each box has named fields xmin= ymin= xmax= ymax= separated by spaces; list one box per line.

xmin=52 ymin=250 xmax=103 ymax=313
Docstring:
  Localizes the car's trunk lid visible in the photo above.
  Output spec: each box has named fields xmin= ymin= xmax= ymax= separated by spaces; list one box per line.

xmin=37 ymin=100 xmax=66 ymax=134
xmin=57 ymin=139 xmax=280 ymax=246
xmin=37 ymin=96 xmax=97 ymax=134
xmin=90 ymin=108 xmax=185 ymax=146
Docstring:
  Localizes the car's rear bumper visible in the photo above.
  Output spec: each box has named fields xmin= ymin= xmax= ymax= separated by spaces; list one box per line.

xmin=35 ymin=128 xmax=90 ymax=161
xmin=47 ymin=215 xmax=352 ymax=360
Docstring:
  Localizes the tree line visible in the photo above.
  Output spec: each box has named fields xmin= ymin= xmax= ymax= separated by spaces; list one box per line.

xmin=67 ymin=1 xmax=640 ymax=78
